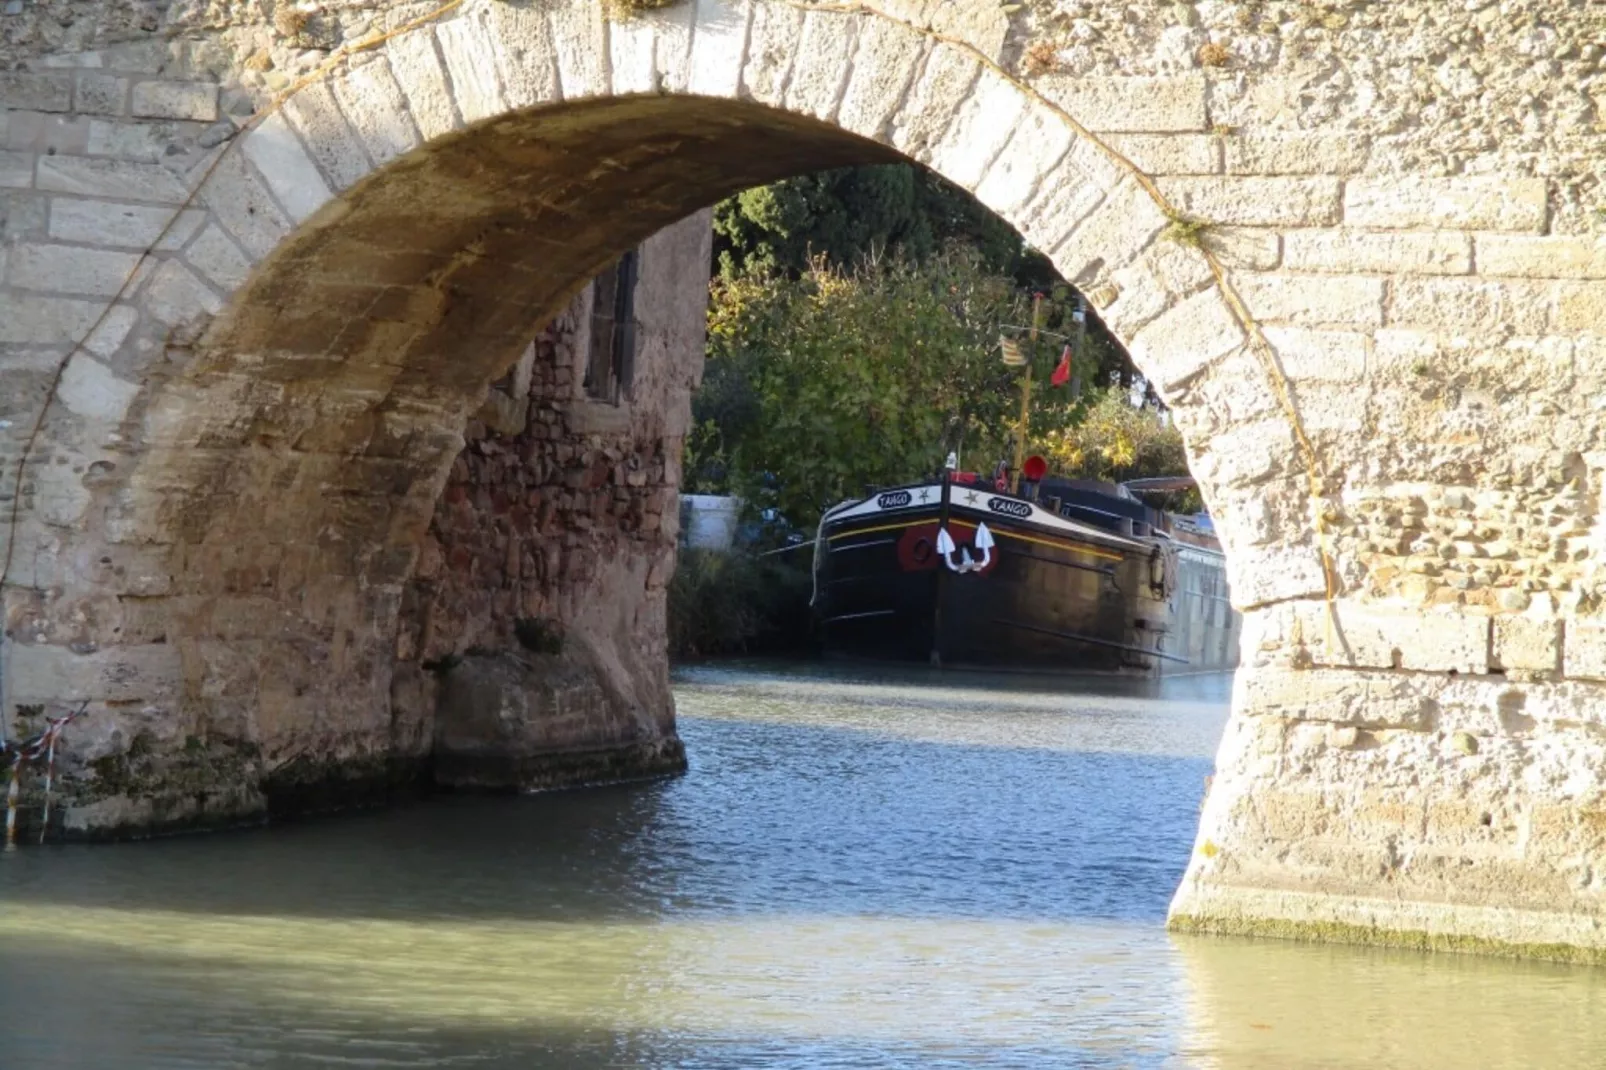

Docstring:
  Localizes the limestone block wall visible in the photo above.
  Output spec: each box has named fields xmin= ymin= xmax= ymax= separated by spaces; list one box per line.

xmin=0 ymin=0 xmax=1602 ymax=957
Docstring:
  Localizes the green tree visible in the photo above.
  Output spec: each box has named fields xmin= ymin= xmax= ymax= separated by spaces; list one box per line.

xmin=712 ymin=162 xmax=1136 ymax=391
xmin=689 ymin=248 xmax=1102 ymax=527
xmin=1033 ymin=387 xmax=1199 ymax=510
xmin=713 ymin=164 xmax=1023 ymax=281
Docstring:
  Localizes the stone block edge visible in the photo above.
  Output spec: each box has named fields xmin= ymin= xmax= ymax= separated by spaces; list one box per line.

xmin=1168 ymin=889 xmax=1606 ymax=964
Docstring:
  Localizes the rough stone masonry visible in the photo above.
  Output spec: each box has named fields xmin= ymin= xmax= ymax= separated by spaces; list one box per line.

xmin=1 ymin=0 xmax=1605 ymax=960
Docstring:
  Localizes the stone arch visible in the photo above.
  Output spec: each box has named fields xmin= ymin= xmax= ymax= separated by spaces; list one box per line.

xmin=6 ymin=0 xmax=1606 ymax=957
xmin=66 ymin=0 xmax=1284 ymax=812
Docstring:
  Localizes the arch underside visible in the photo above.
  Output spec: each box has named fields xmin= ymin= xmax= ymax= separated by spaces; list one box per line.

xmin=155 ymin=96 xmax=899 ymax=589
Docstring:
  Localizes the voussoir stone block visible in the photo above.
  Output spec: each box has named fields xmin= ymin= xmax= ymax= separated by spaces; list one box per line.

xmin=387 ymin=28 xmax=460 ymax=140
xmin=889 ymin=42 xmax=980 ymax=163
xmin=785 ymin=10 xmax=859 ymax=122
xmin=435 ymin=16 xmax=508 ymax=124
xmin=547 ymin=0 xmax=609 ymax=100
xmin=925 ymin=68 xmax=1027 ymax=191
xmin=687 ymin=0 xmax=752 ymax=100
xmin=1128 ymin=286 xmax=1245 ymax=390
xmin=741 ymin=1 xmax=805 ymax=107
xmin=282 ymin=82 xmax=371 ymax=192
xmin=974 ymin=100 xmax=1073 ymax=218
xmin=479 ymin=2 xmax=561 ymax=110
xmin=837 ymin=14 xmax=927 ymax=142
xmin=1051 ymin=176 xmax=1170 ymax=289
xmin=238 ymin=111 xmax=332 ymax=224
xmin=196 ymin=150 xmax=291 ymax=260
xmin=331 ymin=59 xmax=421 ymax=167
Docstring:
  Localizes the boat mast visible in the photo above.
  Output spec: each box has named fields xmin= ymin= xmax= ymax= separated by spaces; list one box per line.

xmin=930 ymin=460 xmax=953 ymax=668
xmin=1009 ymin=293 xmax=1044 ymax=494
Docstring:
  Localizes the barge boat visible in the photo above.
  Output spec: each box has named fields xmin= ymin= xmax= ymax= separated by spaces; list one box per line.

xmin=811 ymin=466 xmax=1241 ymax=676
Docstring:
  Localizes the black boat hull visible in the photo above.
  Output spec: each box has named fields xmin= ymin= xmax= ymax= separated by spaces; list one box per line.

xmin=814 ymin=483 xmax=1239 ymax=676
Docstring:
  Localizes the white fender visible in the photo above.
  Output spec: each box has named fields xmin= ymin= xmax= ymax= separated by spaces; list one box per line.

xmin=974 ymin=522 xmax=994 ymax=570
xmin=936 ymin=525 xmax=962 ymax=573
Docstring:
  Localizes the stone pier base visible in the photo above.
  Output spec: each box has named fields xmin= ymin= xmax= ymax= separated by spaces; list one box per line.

xmin=432 ymin=648 xmax=688 ymax=793
xmin=1170 ymin=886 xmax=1606 ymax=965
xmin=1168 ymin=609 xmax=1606 ymax=963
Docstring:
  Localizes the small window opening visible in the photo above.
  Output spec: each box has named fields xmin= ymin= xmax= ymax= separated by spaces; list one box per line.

xmin=585 ymin=249 xmax=638 ymax=404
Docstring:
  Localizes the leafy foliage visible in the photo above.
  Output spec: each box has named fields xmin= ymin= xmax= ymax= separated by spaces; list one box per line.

xmin=713 ymin=164 xmax=1025 ymax=281
xmin=688 ymin=248 xmax=1110 ymax=528
xmin=668 ymin=549 xmax=813 ymax=659
xmin=691 ymin=162 xmax=1192 ymax=531
xmin=1034 ymin=388 xmax=1201 ymax=511
xmin=713 ymin=162 xmax=1135 ymax=389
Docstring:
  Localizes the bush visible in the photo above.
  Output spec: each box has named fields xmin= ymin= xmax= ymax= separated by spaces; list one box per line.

xmin=668 ymin=548 xmax=814 ymax=660
xmin=1034 ymin=388 xmax=1201 ymax=511
xmin=690 ymin=248 xmax=1101 ymax=529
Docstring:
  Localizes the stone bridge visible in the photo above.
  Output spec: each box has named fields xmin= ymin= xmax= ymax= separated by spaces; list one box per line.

xmin=1 ymin=0 xmax=1604 ymax=959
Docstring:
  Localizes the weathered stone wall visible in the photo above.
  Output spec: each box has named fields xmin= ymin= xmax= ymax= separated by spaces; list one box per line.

xmin=401 ymin=211 xmax=711 ymax=787
xmin=1 ymin=0 xmax=1605 ymax=958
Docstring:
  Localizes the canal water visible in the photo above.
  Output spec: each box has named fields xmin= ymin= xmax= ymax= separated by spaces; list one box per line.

xmin=3 ymin=662 xmax=1606 ymax=1068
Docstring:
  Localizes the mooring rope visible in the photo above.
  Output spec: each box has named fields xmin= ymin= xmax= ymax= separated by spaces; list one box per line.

xmin=2 ymin=703 xmax=87 ymax=849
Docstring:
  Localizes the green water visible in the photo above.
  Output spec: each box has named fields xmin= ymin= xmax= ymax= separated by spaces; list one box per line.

xmin=2 ymin=662 xmax=1604 ymax=1067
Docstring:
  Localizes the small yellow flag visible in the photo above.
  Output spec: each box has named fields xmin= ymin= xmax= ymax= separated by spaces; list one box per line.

xmin=1000 ymin=337 xmax=1026 ymax=366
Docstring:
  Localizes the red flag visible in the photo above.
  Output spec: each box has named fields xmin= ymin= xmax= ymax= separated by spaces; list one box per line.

xmin=1050 ymin=344 xmax=1072 ymax=387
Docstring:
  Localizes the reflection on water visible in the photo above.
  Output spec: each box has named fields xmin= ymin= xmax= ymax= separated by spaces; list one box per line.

xmin=1 ymin=661 xmax=1604 ymax=1068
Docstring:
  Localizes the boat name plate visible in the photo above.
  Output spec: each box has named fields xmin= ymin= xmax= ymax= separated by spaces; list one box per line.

xmin=986 ymin=496 xmax=1034 ymax=520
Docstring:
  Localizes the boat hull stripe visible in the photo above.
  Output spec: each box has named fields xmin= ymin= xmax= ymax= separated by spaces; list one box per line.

xmin=825 ymin=518 xmax=1125 ymax=562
